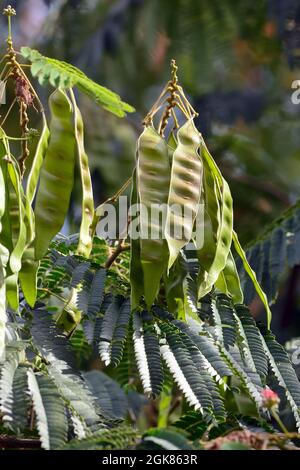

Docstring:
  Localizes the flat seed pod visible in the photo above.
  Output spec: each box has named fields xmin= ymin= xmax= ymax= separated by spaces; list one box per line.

xmin=0 ymin=147 xmax=7 ymax=348
xmin=26 ymin=113 xmax=50 ymax=205
xmin=7 ymin=157 xmax=27 ymax=275
xmin=0 ymin=155 xmax=13 ymax=254
xmin=34 ymin=89 xmax=76 ymax=260
xmin=196 ymin=157 xmax=220 ymax=294
xmin=70 ymin=90 xmax=94 ymax=259
xmin=19 ymin=246 xmax=39 ymax=308
xmin=233 ymin=231 xmax=272 ymax=328
xmin=0 ymin=256 xmax=5 ymax=361
xmin=0 ymin=163 xmax=5 ymax=232
xmin=19 ymin=195 xmax=38 ymax=307
xmin=137 ymin=126 xmax=170 ymax=309
xmin=197 ymin=144 xmax=233 ymax=299
xmin=165 ymin=118 xmax=202 ymax=270
xmin=215 ymin=250 xmax=244 ymax=304
xmin=129 ymin=169 xmax=144 ymax=310
xmin=5 ymin=272 xmax=19 ymax=311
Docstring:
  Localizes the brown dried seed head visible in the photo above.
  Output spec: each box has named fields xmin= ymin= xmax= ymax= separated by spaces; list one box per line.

xmin=15 ymin=76 xmax=34 ymax=106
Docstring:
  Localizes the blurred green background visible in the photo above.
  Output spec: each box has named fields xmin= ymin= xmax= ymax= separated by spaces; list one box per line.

xmin=1 ymin=0 xmax=300 ymax=338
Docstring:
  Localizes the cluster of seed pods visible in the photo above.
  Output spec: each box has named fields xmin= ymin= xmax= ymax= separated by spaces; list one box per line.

xmin=131 ymin=64 xmax=271 ymax=327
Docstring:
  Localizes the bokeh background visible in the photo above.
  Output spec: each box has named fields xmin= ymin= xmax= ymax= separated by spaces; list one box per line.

xmin=1 ymin=0 xmax=300 ymax=340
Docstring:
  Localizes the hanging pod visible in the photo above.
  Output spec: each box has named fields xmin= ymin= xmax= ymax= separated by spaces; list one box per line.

xmin=215 ymin=250 xmax=244 ymax=304
xmin=0 ymin=256 xmax=6 ymax=361
xmin=26 ymin=112 xmax=50 ymax=205
xmin=6 ymin=155 xmax=28 ymax=275
xmin=0 ymin=139 xmax=6 ymax=359
xmin=165 ymin=118 xmax=203 ymax=270
xmin=19 ymin=114 xmax=49 ymax=308
xmin=34 ymin=89 xmax=76 ymax=260
xmin=69 ymin=90 xmax=95 ymax=259
xmin=4 ymin=156 xmax=29 ymax=310
xmin=129 ymin=169 xmax=144 ymax=310
xmin=233 ymin=231 xmax=272 ymax=328
xmin=19 ymin=189 xmax=39 ymax=307
xmin=0 ymin=135 xmax=14 ymax=253
xmin=0 ymin=135 xmax=21 ymax=310
xmin=136 ymin=125 xmax=170 ymax=309
xmin=130 ymin=61 xmax=271 ymax=326
xmin=197 ymin=143 xmax=233 ymax=299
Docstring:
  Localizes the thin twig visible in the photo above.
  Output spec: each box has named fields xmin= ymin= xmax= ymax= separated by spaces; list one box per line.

xmin=0 ymin=96 xmax=17 ymax=127
xmin=37 ymin=287 xmax=66 ymax=303
xmin=105 ymin=240 xmax=129 ymax=269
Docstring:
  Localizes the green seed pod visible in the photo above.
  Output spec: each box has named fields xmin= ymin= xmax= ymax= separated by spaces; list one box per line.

xmin=26 ymin=113 xmax=50 ymax=205
xmin=197 ymin=144 xmax=233 ymax=299
xmin=56 ymin=288 xmax=82 ymax=335
xmin=233 ymin=230 xmax=272 ymax=328
xmin=70 ymin=90 xmax=94 ymax=258
xmin=7 ymin=156 xmax=27 ymax=274
xmin=0 ymin=139 xmax=7 ymax=331
xmin=137 ymin=125 xmax=170 ymax=309
xmin=0 ymin=256 xmax=6 ymax=361
xmin=5 ymin=272 xmax=19 ymax=311
xmin=0 ymin=165 xmax=4 ymax=232
xmin=165 ymin=118 xmax=202 ymax=270
xmin=196 ymin=156 xmax=220 ymax=293
xmin=20 ymin=173 xmax=39 ymax=307
xmin=0 ymin=135 xmax=14 ymax=253
xmin=34 ymin=89 xmax=76 ymax=260
xmin=130 ymin=169 xmax=144 ymax=310
xmin=19 ymin=245 xmax=39 ymax=308
xmin=215 ymin=250 xmax=244 ymax=304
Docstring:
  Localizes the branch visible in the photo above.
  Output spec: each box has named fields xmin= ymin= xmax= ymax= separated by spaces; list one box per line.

xmin=0 ymin=435 xmax=41 ymax=449
xmin=105 ymin=241 xmax=129 ymax=269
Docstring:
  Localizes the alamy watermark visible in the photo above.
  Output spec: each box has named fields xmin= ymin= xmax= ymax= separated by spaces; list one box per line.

xmin=286 ymin=339 xmax=300 ymax=366
xmin=291 ymin=80 xmax=300 ymax=104
xmin=95 ymin=196 xmax=205 ymax=250
xmin=0 ymin=80 xmax=6 ymax=104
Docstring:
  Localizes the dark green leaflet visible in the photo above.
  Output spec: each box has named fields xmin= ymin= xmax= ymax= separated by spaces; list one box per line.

xmin=129 ymin=169 xmax=144 ymax=310
xmin=34 ymin=89 xmax=76 ymax=260
xmin=69 ymin=90 xmax=94 ymax=258
xmin=26 ymin=113 xmax=50 ymax=205
xmin=137 ymin=126 xmax=170 ymax=309
xmin=165 ymin=118 xmax=202 ymax=270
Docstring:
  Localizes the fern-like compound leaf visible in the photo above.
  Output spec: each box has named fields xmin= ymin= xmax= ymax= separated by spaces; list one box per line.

xmin=27 ymin=369 xmax=68 ymax=450
xmin=259 ymin=327 xmax=300 ymax=430
xmin=21 ymin=47 xmax=135 ymax=117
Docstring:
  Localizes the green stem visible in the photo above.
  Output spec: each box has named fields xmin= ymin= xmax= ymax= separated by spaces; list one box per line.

xmin=157 ymin=385 xmax=173 ymax=428
xmin=271 ymin=408 xmax=289 ymax=435
xmin=7 ymin=15 xmax=12 ymax=41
